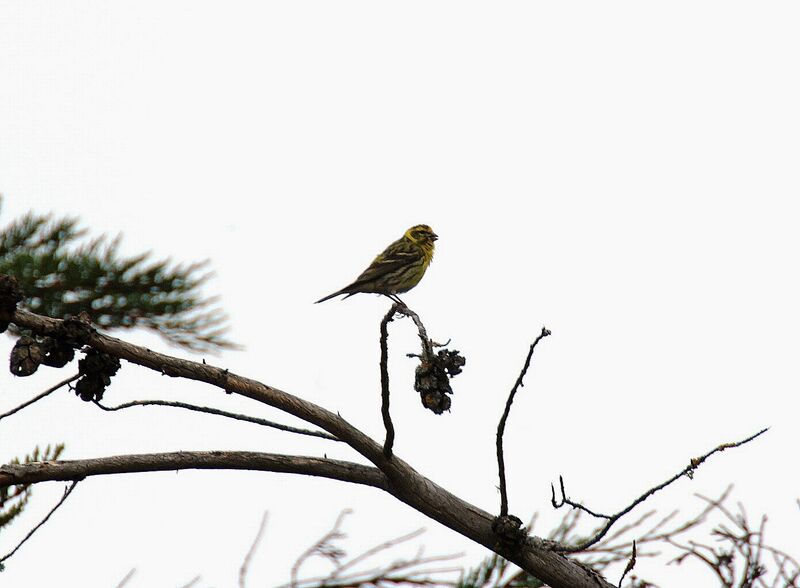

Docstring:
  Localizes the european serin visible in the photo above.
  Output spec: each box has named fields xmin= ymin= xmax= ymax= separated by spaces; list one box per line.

xmin=316 ymin=224 xmax=438 ymax=304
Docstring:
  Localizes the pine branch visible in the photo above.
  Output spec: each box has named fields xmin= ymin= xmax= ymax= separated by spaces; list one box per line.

xmin=0 ymin=200 xmax=235 ymax=352
xmin=0 ymin=444 xmax=65 ymax=530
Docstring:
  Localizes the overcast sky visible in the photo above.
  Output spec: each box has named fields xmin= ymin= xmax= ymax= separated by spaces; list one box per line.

xmin=1 ymin=2 xmax=799 ymax=587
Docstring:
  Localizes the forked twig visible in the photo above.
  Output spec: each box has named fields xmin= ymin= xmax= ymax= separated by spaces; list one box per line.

xmin=551 ymin=428 xmax=769 ymax=552
xmin=290 ymin=509 xmax=351 ymax=588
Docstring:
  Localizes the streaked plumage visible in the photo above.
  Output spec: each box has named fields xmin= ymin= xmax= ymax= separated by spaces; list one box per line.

xmin=316 ymin=224 xmax=438 ymax=304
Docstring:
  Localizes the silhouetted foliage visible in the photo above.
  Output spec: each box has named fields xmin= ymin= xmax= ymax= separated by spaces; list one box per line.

xmin=0 ymin=196 xmax=235 ymax=352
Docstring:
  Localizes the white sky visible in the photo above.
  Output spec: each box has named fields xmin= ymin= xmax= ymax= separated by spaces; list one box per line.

xmin=1 ymin=2 xmax=799 ymax=586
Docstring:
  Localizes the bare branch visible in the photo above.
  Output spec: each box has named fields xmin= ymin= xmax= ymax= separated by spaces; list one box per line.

xmin=552 ymin=428 xmax=769 ymax=553
xmin=282 ymin=511 xmax=462 ymax=588
xmin=0 ymin=481 xmax=79 ymax=568
xmin=6 ymin=306 xmax=620 ymax=588
xmin=380 ymin=302 xmax=463 ymax=447
xmin=665 ymin=491 xmax=799 ymax=588
xmin=380 ymin=305 xmax=399 ymax=458
xmin=497 ymin=327 xmax=551 ymax=517
xmin=291 ymin=509 xmax=351 ymax=588
xmin=0 ymin=451 xmax=388 ymax=490
xmin=0 ymin=373 xmax=79 ymax=422
xmin=95 ymin=399 xmax=340 ymax=442
xmin=239 ymin=511 xmax=268 ymax=588
xmin=495 ymin=487 xmax=732 ymax=587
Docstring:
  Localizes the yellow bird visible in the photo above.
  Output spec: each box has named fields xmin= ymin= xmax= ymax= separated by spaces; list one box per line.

xmin=316 ymin=224 xmax=438 ymax=304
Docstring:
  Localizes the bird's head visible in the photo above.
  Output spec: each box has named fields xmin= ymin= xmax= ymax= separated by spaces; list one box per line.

xmin=404 ymin=224 xmax=438 ymax=246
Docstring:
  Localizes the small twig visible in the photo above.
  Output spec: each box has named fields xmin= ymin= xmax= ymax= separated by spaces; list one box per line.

xmin=617 ymin=540 xmax=636 ymax=587
xmin=94 ymin=399 xmax=340 ymax=442
xmin=239 ymin=511 xmax=268 ymax=588
xmin=379 ymin=305 xmax=399 ymax=458
xmin=279 ymin=511 xmax=462 ymax=588
xmin=114 ymin=568 xmax=137 ymax=588
xmin=285 ymin=556 xmax=462 ymax=588
xmin=331 ymin=528 xmax=426 ymax=579
xmin=496 ymin=327 xmax=551 ymax=517
xmin=0 ymin=373 xmax=79 ymax=422
xmin=309 ymin=560 xmax=463 ymax=588
xmin=0 ymin=480 xmax=79 ymax=568
xmin=177 ymin=576 xmax=202 ymax=588
xmin=552 ymin=428 xmax=769 ymax=553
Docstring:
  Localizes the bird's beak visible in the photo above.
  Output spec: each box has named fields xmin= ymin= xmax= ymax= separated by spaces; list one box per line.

xmin=430 ymin=232 xmax=438 ymax=241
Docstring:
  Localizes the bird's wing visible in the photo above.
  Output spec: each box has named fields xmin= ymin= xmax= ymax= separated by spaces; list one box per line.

xmin=349 ymin=238 xmax=422 ymax=287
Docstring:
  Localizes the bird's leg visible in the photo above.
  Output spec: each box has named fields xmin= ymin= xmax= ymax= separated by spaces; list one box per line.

xmin=384 ymin=293 xmax=407 ymax=307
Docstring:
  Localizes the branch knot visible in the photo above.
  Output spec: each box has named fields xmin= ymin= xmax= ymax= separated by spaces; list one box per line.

xmin=491 ymin=514 xmax=526 ymax=545
xmin=58 ymin=313 xmax=95 ymax=347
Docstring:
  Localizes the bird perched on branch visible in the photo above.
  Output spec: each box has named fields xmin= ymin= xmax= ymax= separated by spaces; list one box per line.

xmin=316 ymin=224 xmax=438 ymax=305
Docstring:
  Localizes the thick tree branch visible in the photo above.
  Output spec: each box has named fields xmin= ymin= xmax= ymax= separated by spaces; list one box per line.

xmin=0 ymin=451 xmax=388 ymax=490
xmin=7 ymin=307 xmax=617 ymax=588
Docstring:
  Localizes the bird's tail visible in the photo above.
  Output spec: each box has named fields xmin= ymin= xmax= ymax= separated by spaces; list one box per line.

xmin=315 ymin=288 xmax=349 ymax=303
